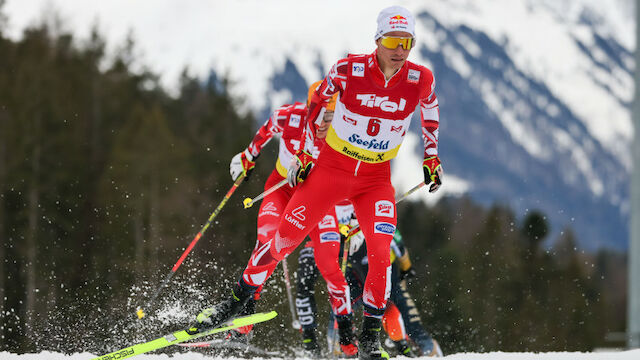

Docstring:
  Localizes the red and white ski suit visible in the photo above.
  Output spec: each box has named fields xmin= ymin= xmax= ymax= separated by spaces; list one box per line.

xmin=271 ymin=51 xmax=440 ymax=318
xmin=241 ymin=102 xmax=351 ymax=316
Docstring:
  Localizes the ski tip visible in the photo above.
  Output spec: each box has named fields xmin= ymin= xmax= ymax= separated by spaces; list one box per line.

xmin=136 ymin=308 xmax=146 ymax=319
xmin=243 ymin=198 xmax=253 ymax=208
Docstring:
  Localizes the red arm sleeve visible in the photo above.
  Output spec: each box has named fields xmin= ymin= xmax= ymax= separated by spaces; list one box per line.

xmin=301 ymin=59 xmax=348 ymax=152
xmin=419 ymin=73 xmax=440 ymax=158
xmin=246 ymin=108 xmax=285 ymax=157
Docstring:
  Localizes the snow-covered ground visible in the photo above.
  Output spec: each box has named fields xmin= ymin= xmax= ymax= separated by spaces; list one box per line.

xmin=2 ymin=350 xmax=640 ymax=359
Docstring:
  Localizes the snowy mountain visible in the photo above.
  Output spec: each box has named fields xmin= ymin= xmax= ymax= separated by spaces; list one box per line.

xmin=4 ymin=0 xmax=635 ymax=249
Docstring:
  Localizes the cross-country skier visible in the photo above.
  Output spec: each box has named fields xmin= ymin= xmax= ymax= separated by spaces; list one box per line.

xmin=213 ymin=81 xmax=358 ymax=355
xmin=196 ymin=6 xmax=443 ymax=360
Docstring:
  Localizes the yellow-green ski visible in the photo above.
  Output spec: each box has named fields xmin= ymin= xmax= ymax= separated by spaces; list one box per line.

xmin=90 ymin=311 xmax=277 ymax=360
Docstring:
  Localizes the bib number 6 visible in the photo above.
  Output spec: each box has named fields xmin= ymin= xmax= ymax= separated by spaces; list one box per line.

xmin=366 ymin=118 xmax=381 ymax=136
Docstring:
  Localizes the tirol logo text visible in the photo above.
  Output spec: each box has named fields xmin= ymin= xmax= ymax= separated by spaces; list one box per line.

xmin=356 ymin=94 xmax=407 ymax=113
xmin=348 ymin=134 xmax=389 ymax=150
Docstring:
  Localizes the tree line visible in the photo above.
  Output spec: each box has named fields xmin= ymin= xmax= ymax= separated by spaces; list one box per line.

xmin=0 ymin=13 xmax=627 ymax=355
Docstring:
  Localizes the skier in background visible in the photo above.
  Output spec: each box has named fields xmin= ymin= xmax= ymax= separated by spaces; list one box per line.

xmin=219 ymin=81 xmax=358 ymax=356
xmin=196 ymin=6 xmax=443 ymax=360
xmin=296 ymin=207 xmax=443 ymax=358
xmin=342 ymin=214 xmax=444 ymax=357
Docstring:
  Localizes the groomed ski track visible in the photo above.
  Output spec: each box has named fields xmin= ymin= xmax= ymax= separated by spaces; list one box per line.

xmin=1 ymin=350 xmax=640 ymax=360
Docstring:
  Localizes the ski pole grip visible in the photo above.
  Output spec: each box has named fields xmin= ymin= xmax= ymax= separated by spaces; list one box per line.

xmin=243 ymin=198 xmax=253 ymax=208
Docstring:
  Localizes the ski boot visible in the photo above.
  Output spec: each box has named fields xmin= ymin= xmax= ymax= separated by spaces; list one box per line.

xmin=358 ymin=317 xmax=389 ymax=360
xmin=193 ymin=281 xmax=255 ymax=332
xmin=394 ymin=339 xmax=416 ymax=357
xmin=301 ymin=328 xmax=321 ymax=358
xmin=336 ymin=314 xmax=358 ymax=357
xmin=225 ymin=296 xmax=257 ymax=344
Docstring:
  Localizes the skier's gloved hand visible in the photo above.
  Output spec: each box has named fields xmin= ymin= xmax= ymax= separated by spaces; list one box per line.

xmin=287 ymin=149 xmax=314 ymax=187
xmin=423 ymin=156 xmax=443 ymax=193
xmin=399 ymin=267 xmax=417 ymax=281
xmin=230 ymin=149 xmax=257 ymax=181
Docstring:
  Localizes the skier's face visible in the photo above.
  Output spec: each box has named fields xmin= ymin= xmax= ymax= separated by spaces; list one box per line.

xmin=316 ymin=110 xmax=334 ymax=139
xmin=376 ymin=31 xmax=413 ymax=70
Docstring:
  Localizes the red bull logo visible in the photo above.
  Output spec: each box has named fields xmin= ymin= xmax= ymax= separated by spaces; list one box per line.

xmin=389 ymin=15 xmax=408 ymax=26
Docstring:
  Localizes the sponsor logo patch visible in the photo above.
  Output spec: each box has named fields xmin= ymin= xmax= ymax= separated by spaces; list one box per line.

xmin=352 ymin=62 xmax=365 ymax=77
xmin=408 ymin=69 xmax=420 ymax=83
xmin=348 ymin=134 xmax=389 ymax=150
xmin=343 ymin=115 xmax=358 ymax=126
xmin=320 ymin=231 xmax=340 ymax=243
xmin=263 ymin=202 xmax=277 ymax=211
xmin=259 ymin=201 xmax=279 ymax=217
xmin=289 ymin=114 xmax=301 ymax=128
xmin=389 ymin=15 xmax=409 ymax=31
xmin=285 ymin=213 xmax=306 ymax=230
xmin=389 ymin=15 xmax=408 ymax=25
xmin=374 ymin=222 xmax=396 ymax=234
xmin=341 ymin=146 xmax=385 ymax=162
xmin=375 ymin=200 xmax=394 ymax=218
xmin=292 ymin=206 xmax=306 ymax=221
xmin=318 ymin=215 xmax=336 ymax=229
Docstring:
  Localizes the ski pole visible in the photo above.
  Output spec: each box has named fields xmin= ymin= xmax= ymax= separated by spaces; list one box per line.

xmin=330 ymin=226 xmax=354 ymax=355
xmin=281 ymin=256 xmax=301 ymax=329
xmin=345 ymin=181 xmax=426 ymax=238
xmin=243 ymin=179 xmax=288 ymax=208
xmin=136 ymin=174 xmax=246 ymax=320
xmin=395 ymin=181 xmax=426 ymax=203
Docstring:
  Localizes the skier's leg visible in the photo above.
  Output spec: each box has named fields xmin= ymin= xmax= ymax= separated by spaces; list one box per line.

xmin=383 ymin=300 xmax=415 ymax=357
xmin=271 ymin=162 xmax=345 ymax=261
xmin=351 ymin=182 xmax=396 ymax=318
xmin=309 ymin=209 xmax=357 ymax=356
xmin=350 ymin=181 xmax=396 ymax=360
xmin=295 ymin=245 xmax=321 ymax=355
xmin=240 ymin=176 xmax=293 ymax=288
xmin=382 ymin=302 xmax=406 ymax=342
xmin=310 ymin=212 xmax=351 ymax=317
xmin=196 ymin=175 xmax=293 ymax=330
